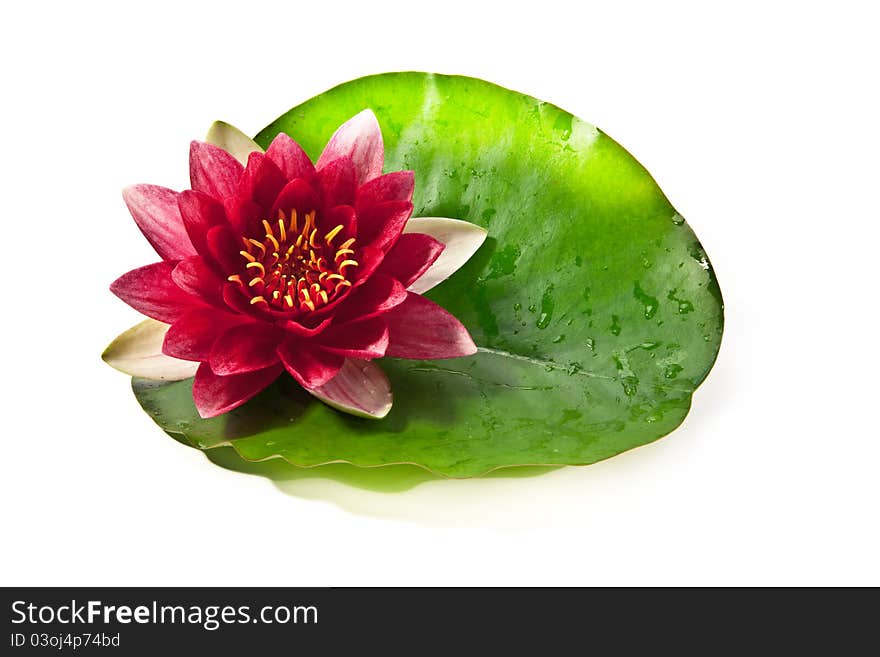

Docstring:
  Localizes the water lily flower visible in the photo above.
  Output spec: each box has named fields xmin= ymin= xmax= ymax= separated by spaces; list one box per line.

xmin=104 ymin=110 xmax=486 ymax=419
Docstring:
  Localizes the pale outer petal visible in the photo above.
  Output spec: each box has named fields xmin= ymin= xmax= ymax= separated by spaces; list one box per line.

xmin=308 ymin=359 xmax=392 ymax=419
xmin=316 ymin=109 xmax=384 ymax=183
xmin=205 ymin=121 xmax=264 ymax=165
xmin=403 ymin=217 xmax=488 ymax=294
xmin=102 ymin=319 xmax=198 ymax=381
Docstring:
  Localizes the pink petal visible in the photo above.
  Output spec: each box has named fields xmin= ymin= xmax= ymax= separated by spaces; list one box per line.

xmin=172 ymin=256 xmax=225 ymax=307
xmin=192 ymin=362 xmax=283 ymax=418
xmin=357 ymin=200 xmax=413 ymax=252
xmin=356 ymin=170 xmax=414 ymax=208
xmin=376 ymin=233 xmax=445 ymax=288
xmin=309 ymin=359 xmax=392 ymax=419
xmin=122 ymin=185 xmax=195 ymax=262
xmin=190 ymin=141 xmax=243 ymax=199
xmin=334 ymin=273 xmax=407 ymax=323
xmin=316 ymin=156 xmax=356 ymax=207
xmin=316 ymin=109 xmax=384 ymax=185
xmin=210 ymin=322 xmax=283 ymax=375
xmin=265 ymin=132 xmax=316 ymax=181
xmin=177 ymin=189 xmax=229 ymax=257
xmin=277 ymin=339 xmax=344 ymax=389
xmin=384 ymin=293 xmax=477 ymax=359
xmin=163 ymin=308 xmax=248 ymax=361
xmin=110 ymin=262 xmax=203 ymax=324
xmin=317 ymin=317 xmax=389 ymax=359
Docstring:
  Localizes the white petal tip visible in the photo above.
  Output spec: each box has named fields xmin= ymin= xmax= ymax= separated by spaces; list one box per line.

xmin=205 ymin=121 xmax=263 ymax=165
xmin=404 ymin=217 xmax=488 ymax=294
xmin=103 ymin=319 xmax=198 ymax=381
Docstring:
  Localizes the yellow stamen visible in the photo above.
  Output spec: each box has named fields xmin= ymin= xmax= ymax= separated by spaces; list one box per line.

xmin=245 ymin=261 xmax=265 ymax=274
xmin=334 ymin=280 xmax=352 ymax=294
xmin=335 ymin=248 xmax=355 ymax=259
xmin=227 ymin=274 xmax=242 ymax=284
xmin=248 ymin=239 xmax=266 ymax=255
xmin=250 ymin=296 xmax=266 ymax=305
xmin=325 ymin=273 xmax=344 ymax=282
xmin=239 ymin=250 xmax=256 ymax=262
xmin=278 ymin=216 xmax=287 ymax=242
xmin=266 ymin=234 xmax=280 ymax=251
xmin=309 ymin=228 xmax=320 ymax=248
xmin=289 ymin=209 xmax=298 ymax=233
xmin=324 ymin=224 xmax=344 ymax=245
xmin=272 ymin=290 xmax=280 ymax=300
xmin=248 ymin=277 xmax=264 ymax=287
xmin=340 ymin=237 xmax=356 ymax=250
xmin=339 ymin=259 xmax=359 ymax=270
xmin=318 ymin=290 xmax=329 ymax=305
xmin=302 ymin=299 xmax=315 ymax=312
xmin=284 ymin=294 xmax=294 ymax=307
xmin=262 ymin=219 xmax=274 ymax=238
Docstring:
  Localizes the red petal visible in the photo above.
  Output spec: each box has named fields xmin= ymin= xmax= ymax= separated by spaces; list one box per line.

xmin=316 ymin=156 xmax=356 ymax=207
xmin=122 ymin=185 xmax=195 ymax=262
xmin=163 ymin=308 xmax=248 ymax=361
xmin=384 ymin=293 xmax=477 ymax=359
xmin=322 ymin=205 xmax=357 ymax=240
xmin=265 ymin=132 xmax=316 ymax=181
xmin=277 ymin=339 xmax=344 ymax=389
xmin=316 ymin=110 xmax=383 ymax=185
xmin=192 ymin=362 xmax=283 ymax=418
xmin=334 ymin=273 xmax=407 ymax=323
xmin=376 ymin=233 xmax=445 ymax=288
xmin=238 ymin=151 xmax=287 ymax=214
xmin=356 ymin=170 xmax=414 ymax=208
xmin=357 ymin=200 xmax=413 ymax=252
xmin=190 ymin=141 xmax=243 ymax=199
xmin=280 ymin=317 xmax=334 ymax=338
xmin=225 ymin=197 xmax=263 ymax=236
xmin=349 ymin=244 xmax=385 ymax=285
xmin=269 ymin=178 xmax=321 ymax=221
xmin=172 ymin=256 xmax=225 ymax=307
xmin=317 ymin=317 xmax=389 ymax=359
xmin=110 ymin=262 xmax=202 ymax=323
xmin=177 ymin=190 xmax=229 ymax=257
xmin=210 ymin=322 xmax=283 ymax=375
xmin=206 ymin=224 xmax=243 ymax=274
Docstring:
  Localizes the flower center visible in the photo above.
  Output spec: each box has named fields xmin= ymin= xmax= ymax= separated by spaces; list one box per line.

xmin=227 ymin=209 xmax=358 ymax=313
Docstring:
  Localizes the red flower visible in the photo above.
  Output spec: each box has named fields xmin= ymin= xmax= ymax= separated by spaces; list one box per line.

xmin=106 ymin=112 xmax=486 ymax=419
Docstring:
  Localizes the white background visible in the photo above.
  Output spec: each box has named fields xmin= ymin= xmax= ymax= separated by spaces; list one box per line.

xmin=1 ymin=1 xmax=877 ymax=586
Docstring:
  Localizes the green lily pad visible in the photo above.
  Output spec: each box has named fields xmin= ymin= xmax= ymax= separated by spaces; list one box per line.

xmin=133 ymin=72 xmax=723 ymax=478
